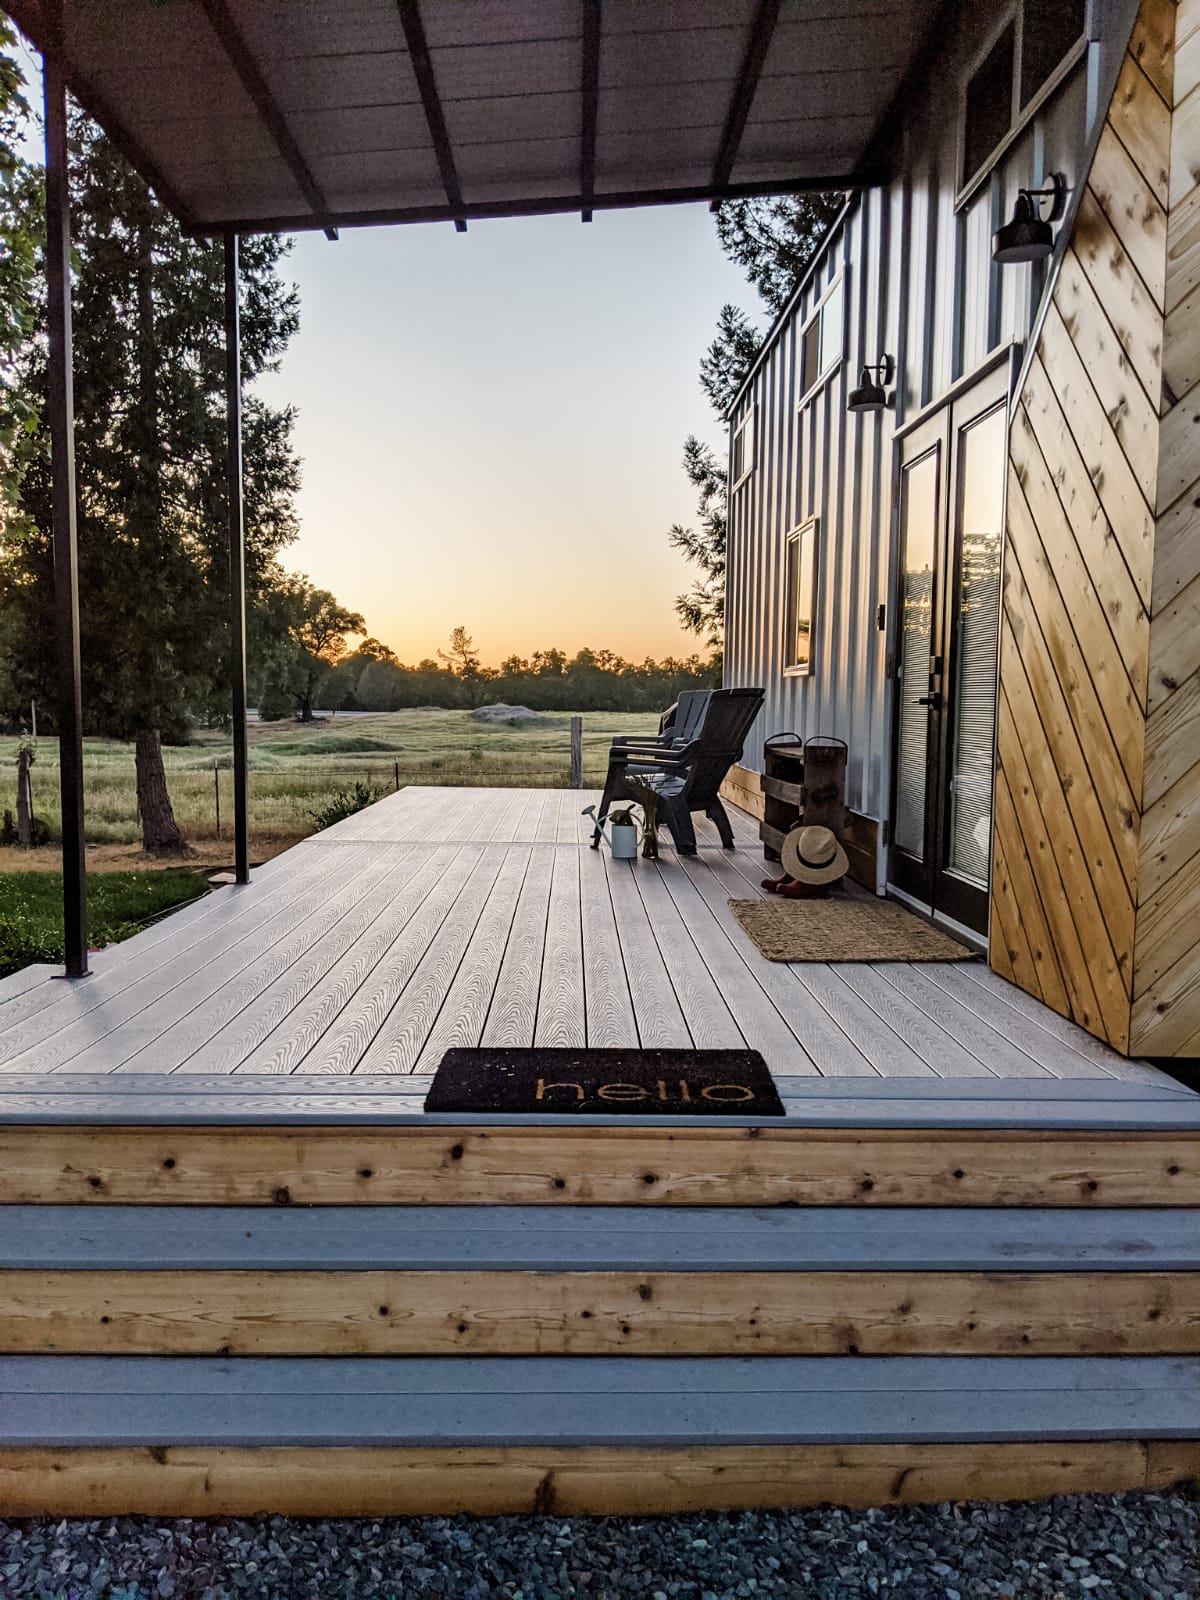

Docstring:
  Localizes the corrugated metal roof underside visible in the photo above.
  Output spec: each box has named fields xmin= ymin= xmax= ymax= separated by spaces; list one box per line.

xmin=9 ymin=0 xmax=938 ymax=234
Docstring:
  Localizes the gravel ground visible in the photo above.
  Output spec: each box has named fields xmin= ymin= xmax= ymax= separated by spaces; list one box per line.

xmin=0 ymin=1491 xmax=1196 ymax=1600
xmin=0 ymin=1492 xmax=1195 ymax=1600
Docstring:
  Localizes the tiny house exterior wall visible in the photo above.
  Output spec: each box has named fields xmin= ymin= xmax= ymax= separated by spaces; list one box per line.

xmin=724 ymin=2 xmax=1112 ymax=866
xmin=724 ymin=0 xmax=1200 ymax=1057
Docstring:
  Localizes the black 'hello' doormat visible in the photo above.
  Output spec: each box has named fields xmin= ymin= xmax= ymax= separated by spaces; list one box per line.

xmin=424 ymin=1048 xmax=785 ymax=1116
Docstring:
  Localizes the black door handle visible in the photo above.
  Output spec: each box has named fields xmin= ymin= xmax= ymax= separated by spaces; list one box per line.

xmin=916 ymin=694 xmax=941 ymax=707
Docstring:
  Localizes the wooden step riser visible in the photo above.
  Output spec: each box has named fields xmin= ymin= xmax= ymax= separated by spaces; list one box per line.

xmin=1 ymin=1440 xmax=1196 ymax=1518
xmin=3 ymin=1124 xmax=1198 ymax=1206
xmin=4 ymin=1269 xmax=1199 ymax=1357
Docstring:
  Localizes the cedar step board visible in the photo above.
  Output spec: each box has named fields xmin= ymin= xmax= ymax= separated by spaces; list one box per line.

xmin=2 ymin=1122 xmax=1196 ymax=1206
xmin=2 ymin=1439 xmax=1196 ymax=1517
xmin=4 ymin=1266 xmax=1195 ymax=1357
xmin=1 ymin=1355 xmax=1196 ymax=1445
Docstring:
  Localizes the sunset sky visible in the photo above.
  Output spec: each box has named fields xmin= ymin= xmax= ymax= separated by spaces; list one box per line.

xmin=255 ymin=203 xmax=758 ymax=667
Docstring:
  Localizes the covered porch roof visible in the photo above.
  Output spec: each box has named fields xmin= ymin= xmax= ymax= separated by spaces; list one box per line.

xmin=7 ymin=0 xmax=937 ymax=237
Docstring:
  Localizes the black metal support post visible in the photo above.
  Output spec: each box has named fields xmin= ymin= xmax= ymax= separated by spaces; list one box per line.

xmin=43 ymin=23 xmax=88 ymax=977
xmin=224 ymin=233 xmax=250 ymax=885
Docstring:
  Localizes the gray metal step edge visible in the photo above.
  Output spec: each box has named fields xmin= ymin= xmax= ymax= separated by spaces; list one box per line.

xmin=4 ymin=1205 xmax=1198 ymax=1272
xmin=0 ymin=1073 xmax=1195 ymax=1128
xmin=0 ymin=1356 xmax=1196 ymax=1447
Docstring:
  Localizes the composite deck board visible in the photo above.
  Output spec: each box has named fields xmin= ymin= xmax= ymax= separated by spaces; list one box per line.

xmin=113 ymin=847 xmax=414 ymax=1076
xmin=0 ymin=787 xmax=1174 ymax=1083
xmin=674 ymin=851 xmax=876 ymax=1075
xmin=533 ymin=825 xmax=586 ymax=1048
xmin=0 ymin=1355 xmax=1195 ymax=1446
xmin=310 ymin=847 xmax=487 ymax=1073
xmin=357 ymin=848 xmax=512 ymax=1072
xmin=230 ymin=843 xmax=471 ymax=1075
xmin=602 ymin=855 xmax=692 ymax=1049
xmin=479 ymin=845 xmax=555 ymax=1047
xmin=413 ymin=847 xmax=534 ymax=1069
xmin=7 ymin=1204 xmax=1198 ymax=1271
xmin=629 ymin=861 xmax=745 ymax=1050
xmin=580 ymin=845 xmax=638 ymax=1048
xmin=653 ymin=855 xmax=819 ymax=1071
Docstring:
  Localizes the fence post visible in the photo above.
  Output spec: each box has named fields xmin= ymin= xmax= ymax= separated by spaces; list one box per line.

xmin=214 ymin=761 xmax=221 ymax=839
xmin=394 ymin=759 xmax=400 ymax=791
xmin=569 ymin=715 xmax=583 ymax=789
xmin=16 ymin=745 xmax=32 ymax=846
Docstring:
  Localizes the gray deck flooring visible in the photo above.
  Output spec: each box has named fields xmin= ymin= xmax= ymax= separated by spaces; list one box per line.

xmin=0 ymin=785 xmax=1172 ymax=1082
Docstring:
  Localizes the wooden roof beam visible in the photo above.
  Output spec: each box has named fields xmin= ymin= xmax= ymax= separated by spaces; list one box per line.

xmin=198 ymin=0 xmax=338 ymax=241
xmin=580 ymin=0 xmax=601 ymax=222
xmin=710 ymin=0 xmax=782 ymax=196
xmin=395 ymin=0 xmax=468 ymax=233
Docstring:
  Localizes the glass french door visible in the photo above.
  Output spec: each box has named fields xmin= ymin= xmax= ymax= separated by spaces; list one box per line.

xmin=888 ymin=365 xmax=1008 ymax=934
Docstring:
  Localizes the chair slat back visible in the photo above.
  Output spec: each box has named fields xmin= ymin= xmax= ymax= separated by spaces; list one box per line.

xmin=681 ymin=687 xmax=765 ymax=801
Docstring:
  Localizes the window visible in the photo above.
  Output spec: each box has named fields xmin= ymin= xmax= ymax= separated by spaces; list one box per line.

xmin=1021 ymin=0 xmax=1087 ymax=106
xmin=799 ymin=278 xmax=844 ymax=397
xmin=963 ymin=23 xmax=1015 ymax=186
xmin=784 ymin=519 xmax=817 ymax=673
xmin=960 ymin=2 xmax=1088 ymax=191
xmin=731 ymin=409 xmax=754 ymax=488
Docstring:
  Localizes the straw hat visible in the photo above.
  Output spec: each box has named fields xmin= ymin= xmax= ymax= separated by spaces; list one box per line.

xmin=781 ymin=824 xmax=849 ymax=885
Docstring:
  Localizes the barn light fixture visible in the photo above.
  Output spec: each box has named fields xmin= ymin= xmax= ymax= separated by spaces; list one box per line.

xmin=992 ymin=173 xmax=1068 ymax=264
xmin=847 ymin=354 xmax=895 ymax=413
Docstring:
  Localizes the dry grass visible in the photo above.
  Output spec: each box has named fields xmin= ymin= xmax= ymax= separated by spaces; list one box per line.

xmin=0 ymin=708 xmax=654 ymax=871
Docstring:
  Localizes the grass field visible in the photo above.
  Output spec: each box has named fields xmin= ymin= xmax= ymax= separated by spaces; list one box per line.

xmin=0 ymin=868 xmax=211 ymax=976
xmin=0 ymin=707 xmax=653 ymax=869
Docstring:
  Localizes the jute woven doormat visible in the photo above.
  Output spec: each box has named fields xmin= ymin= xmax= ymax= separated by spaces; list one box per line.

xmin=728 ymin=895 xmax=977 ymax=962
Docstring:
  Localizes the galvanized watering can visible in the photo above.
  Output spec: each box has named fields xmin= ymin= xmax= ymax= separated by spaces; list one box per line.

xmin=582 ymin=804 xmax=639 ymax=859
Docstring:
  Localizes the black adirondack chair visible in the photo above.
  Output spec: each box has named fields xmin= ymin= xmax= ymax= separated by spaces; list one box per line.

xmin=591 ymin=686 xmax=764 ymax=855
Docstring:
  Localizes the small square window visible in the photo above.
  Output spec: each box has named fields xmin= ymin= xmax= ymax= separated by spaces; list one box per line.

xmin=1020 ymin=0 xmax=1087 ymax=105
xmin=963 ymin=23 xmax=1015 ymax=186
xmin=784 ymin=519 xmax=817 ymax=672
xmin=799 ymin=279 xmax=845 ymax=398
xmin=731 ymin=410 xmax=754 ymax=487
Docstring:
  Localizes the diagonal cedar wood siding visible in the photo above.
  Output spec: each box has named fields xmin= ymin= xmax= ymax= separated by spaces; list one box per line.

xmin=995 ymin=0 xmax=1200 ymax=1054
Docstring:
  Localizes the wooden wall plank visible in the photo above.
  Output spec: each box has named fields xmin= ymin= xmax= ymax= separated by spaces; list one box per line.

xmin=1017 ymin=362 xmax=1150 ymax=697
xmin=1001 ymin=532 xmax=1138 ymax=929
xmin=1163 ymin=277 xmax=1200 ymax=401
xmin=1156 ymin=376 xmax=1200 ymax=512
xmin=0 ymin=1123 xmax=1196 ymax=1206
xmin=1166 ymin=175 xmax=1200 ymax=310
xmin=1128 ymin=0 xmax=1177 ymax=106
xmin=1052 ymin=252 xmax=1160 ymax=500
xmin=1071 ymin=188 xmax=1164 ymax=409
xmin=1147 ymin=569 xmax=1200 ymax=715
xmin=1109 ymin=50 xmax=1173 ymax=206
xmin=990 ymin=784 xmax=1071 ymax=1016
xmin=1138 ymin=758 xmax=1200 ymax=903
xmin=994 ymin=685 xmax=1113 ymax=1039
xmin=1086 ymin=125 xmax=1168 ymax=310
xmin=1143 ymin=675 xmax=1200 ymax=807
xmin=0 ymin=1441 xmax=1179 ymax=1518
xmin=1036 ymin=304 xmax=1156 ymax=603
xmin=1010 ymin=410 xmax=1148 ymax=789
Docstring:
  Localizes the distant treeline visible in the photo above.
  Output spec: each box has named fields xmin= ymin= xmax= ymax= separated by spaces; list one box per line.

xmin=260 ymin=646 xmax=722 ymax=719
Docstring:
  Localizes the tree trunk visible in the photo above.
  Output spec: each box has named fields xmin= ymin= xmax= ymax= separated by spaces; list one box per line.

xmin=135 ymin=728 xmax=185 ymax=854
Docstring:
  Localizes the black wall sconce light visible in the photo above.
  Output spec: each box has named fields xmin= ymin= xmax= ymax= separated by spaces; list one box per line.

xmin=992 ymin=173 xmax=1068 ymax=264
xmin=847 ymin=354 xmax=895 ymax=414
